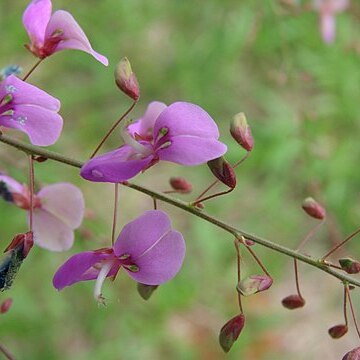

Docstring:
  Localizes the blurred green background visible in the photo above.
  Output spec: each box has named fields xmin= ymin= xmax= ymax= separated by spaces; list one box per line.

xmin=1 ymin=0 xmax=360 ymax=359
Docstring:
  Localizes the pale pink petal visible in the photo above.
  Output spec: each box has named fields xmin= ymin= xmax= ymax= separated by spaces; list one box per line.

xmin=22 ymin=0 xmax=52 ymax=46
xmin=45 ymin=10 xmax=108 ymax=66
xmin=158 ymin=135 xmax=227 ymax=165
xmin=32 ymin=209 xmax=74 ymax=251
xmin=37 ymin=183 xmax=84 ymax=229
xmin=321 ymin=13 xmax=336 ymax=43
xmin=0 ymin=175 xmax=24 ymax=194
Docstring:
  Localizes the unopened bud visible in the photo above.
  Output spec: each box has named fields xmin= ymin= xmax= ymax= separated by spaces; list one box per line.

xmin=230 ymin=113 xmax=254 ymax=151
xmin=219 ymin=314 xmax=245 ymax=353
xmin=114 ymin=57 xmax=140 ymax=101
xmin=343 ymin=347 xmax=360 ymax=360
xmin=339 ymin=258 xmax=360 ymax=274
xmin=137 ymin=283 xmax=158 ymax=300
xmin=207 ymin=157 xmax=236 ymax=189
xmin=302 ymin=197 xmax=326 ymax=220
xmin=328 ymin=324 xmax=348 ymax=339
xmin=237 ymin=275 xmax=273 ymax=296
xmin=281 ymin=294 xmax=305 ymax=309
xmin=169 ymin=177 xmax=192 ymax=193
xmin=0 ymin=298 xmax=13 ymax=314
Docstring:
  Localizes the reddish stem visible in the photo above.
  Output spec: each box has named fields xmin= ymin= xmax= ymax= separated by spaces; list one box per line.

xmin=0 ymin=344 xmax=15 ymax=360
xmin=294 ymin=259 xmax=304 ymax=299
xmin=243 ymin=238 xmax=271 ymax=277
xmin=297 ymin=220 xmax=325 ymax=251
xmin=234 ymin=238 xmax=244 ymax=314
xmin=193 ymin=187 xmax=234 ymax=206
xmin=343 ymin=285 xmax=348 ymax=327
xmin=346 ymin=284 xmax=360 ymax=339
xmin=153 ymin=197 xmax=158 ymax=210
xmin=22 ymin=58 xmax=43 ymax=81
xmin=89 ymin=100 xmax=137 ymax=159
xmin=28 ymin=155 xmax=35 ymax=232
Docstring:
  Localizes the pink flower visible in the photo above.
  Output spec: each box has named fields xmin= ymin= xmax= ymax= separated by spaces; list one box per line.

xmin=0 ymin=174 xmax=84 ymax=251
xmin=81 ymin=101 xmax=227 ymax=183
xmin=53 ymin=210 xmax=186 ymax=301
xmin=313 ymin=0 xmax=349 ymax=43
xmin=0 ymin=75 xmax=63 ymax=146
xmin=23 ymin=0 xmax=108 ymax=65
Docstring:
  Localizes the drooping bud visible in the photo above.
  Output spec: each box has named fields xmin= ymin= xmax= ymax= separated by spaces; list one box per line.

xmin=328 ymin=324 xmax=348 ymax=339
xmin=219 ymin=314 xmax=245 ymax=353
xmin=137 ymin=283 xmax=159 ymax=300
xmin=237 ymin=275 xmax=273 ymax=296
xmin=302 ymin=197 xmax=326 ymax=220
xmin=281 ymin=294 xmax=306 ymax=310
xmin=207 ymin=157 xmax=236 ymax=189
xmin=114 ymin=57 xmax=140 ymax=101
xmin=169 ymin=177 xmax=192 ymax=193
xmin=342 ymin=347 xmax=360 ymax=360
xmin=339 ymin=258 xmax=360 ymax=274
xmin=230 ymin=112 xmax=254 ymax=151
xmin=0 ymin=298 xmax=13 ymax=314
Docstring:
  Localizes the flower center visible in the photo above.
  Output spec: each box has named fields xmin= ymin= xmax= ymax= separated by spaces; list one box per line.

xmin=121 ymin=125 xmax=153 ymax=157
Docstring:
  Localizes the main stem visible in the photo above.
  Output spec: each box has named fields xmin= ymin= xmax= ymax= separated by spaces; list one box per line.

xmin=1 ymin=133 xmax=360 ymax=287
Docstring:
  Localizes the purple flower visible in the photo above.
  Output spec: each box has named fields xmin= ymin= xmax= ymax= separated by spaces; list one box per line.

xmin=23 ymin=0 xmax=108 ymax=65
xmin=81 ymin=101 xmax=227 ymax=183
xmin=0 ymin=174 xmax=85 ymax=251
xmin=0 ymin=75 xmax=63 ymax=146
xmin=53 ymin=210 xmax=186 ymax=302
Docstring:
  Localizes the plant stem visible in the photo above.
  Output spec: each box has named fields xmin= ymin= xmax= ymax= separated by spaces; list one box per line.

xmin=28 ymin=155 xmax=34 ymax=232
xmin=22 ymin=58 xmax=43 ymax=81
xmin=297 ymin=220 xmax=324 ymax=251
xmin=346 ymin=284 xmax=360 ymax=338
xmin=0 ymin=344 xmax=15 ymax=360
xmin=343 ymin=285 xmax=348 ymax=327
xmin=193 ymin=187 xmax=234 ymax=206
xmin=89 ymin=100 xmax=137 ymax=159
xmin=234 ymin=238 xmax=243 ymax=313
xmin=2 ymin=134 xmax=360 ymax=287
xmin=153 ymin=197 xmax=158 ymax=210
xmin=293 ymin=259 xmax=304 ymax=299
xmin=243 ymin=239 xmax=271 ymax=277
xmin=111 ymin=183 xmax=119 ymax=245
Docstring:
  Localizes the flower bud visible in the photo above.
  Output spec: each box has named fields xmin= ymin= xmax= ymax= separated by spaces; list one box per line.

xmin=207 ymin=157 xmax=236 ymax=189
xmin=137 ymin=283 xmax=158 ymax=300
xmin=114 ymin=57 xmax=140 ymax=101
xmin=281 ymin=294 xmax=305 ymax=309
xmin=328 ymin=324 xmax=348 ymax=339
xmin=343 ymin=347 xmax=360 ymax=360
xmin=339 ymin=258 xmax=360 ymax=274
xmin=302 ymin=197 xmax=326 ymax=220
xmin=230 ymin=112 xmax=254 ymax=151
xmin=169 ymin=177 xmax=192 ymax=193
xmin=237 ymin=275 xmax=273 ymax=296
xmin=0 ymin=298 xmax=13 ymax=314
xmin=219 ymin=314 xmax=245 ymax=353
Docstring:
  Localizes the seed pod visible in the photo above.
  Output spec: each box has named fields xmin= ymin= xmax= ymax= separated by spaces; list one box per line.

xmin=219 ymin=313 xmax=245 ymax=353
xmin=339 ymin=258 xmax=360 ymax=274
xmin=169 ymin=177 xmax=192 ymax=193
xmin=302 ymin=197 xmax=326 ymax=220
xmin=281 ymin=294 xmax=305 ymax=310
xmin=237 ymin=275 xmax=273 ymax=296
xmin=0 ymin=298 xmax=13 ymax=314
xmin=207 ymin=157 xmax=236 ymax=189
xmin=328 ymin=324 xmax=348 ymax=339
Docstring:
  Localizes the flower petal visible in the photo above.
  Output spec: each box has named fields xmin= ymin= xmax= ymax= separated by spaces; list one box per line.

xmin=0 ymin=175 xmax=24 ymax=194
xmin=37 ymin=183 xmax=85 ymax=229
xmin=158 ymin=135 xmax=227 ymax=165
xmin=53 ymin=251 xmax=115 ymax=290
xmin=81 ymin=145 xmax=153 ymax=183
xmin=153 ymin=102 xmax=221 ymax=139
xmin=22 ymin=0 xmax=52 ymax=46
xmin=113 ymin=210 xmax=172 ymax=258
xmin=0 ymin=104 xmax=63 ymax=146
xmin=125 ymin=230 xmax=185 ymax=285
xmin=32 ymin=209 xmax=74 ymax=251
xmin=128 ymin=101 xmax=167 ymax=137
xmin=45 ymin=10 xmax=108 ymax=66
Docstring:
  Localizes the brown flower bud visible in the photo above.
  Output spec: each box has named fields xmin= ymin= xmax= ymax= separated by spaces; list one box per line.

xmin=343 ymin=347 xmax=360 ymax=360
xmin=137 ymin=283 xmax=158 ymax=300
xmin=237 ymin=275 xmax=273 ymax=296
xmin=169 ymin=177 xmax=192 ymax=193
xmin=302 ymin=197 xmax=326 ymax=220
xmin=219 ymin=314 xmax=245 ymax=353
xmin=114 ymin=57 xmax=140 ymax=101
xmin=281 ymin=294 xmax=305 ymax=310
xmin=328 ymin=324 xmax=348 ymax=339
xmin=230 ymin=112 xmax=254 ymax=151
xmin=339 ymin=258 xmax=360 ymax=274
xmin=207 ymin=157 xmax=236 ymax=189
xmin=0 ymin=298 xmax=13 ymax=314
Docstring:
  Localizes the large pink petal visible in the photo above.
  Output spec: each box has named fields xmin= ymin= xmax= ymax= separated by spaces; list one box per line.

xmin=37 ymin=183 xmax=84 ymax=229
xmin=153 ymin=102 xmax=221 ymax=139
xmin=128 ymin=101 xmax=167 ymax=137
xmin=53 ymin=251 xmax=115 ymax=290
xmin=45 ymin=10 xmax=108 ymax=66
xmin=80 ymin=145 xmax=153 ymax=183
xmin=3 ymin=75 xmax=60 ymax=111
xmin=113 ymin=210 xmax=172 ymax=258
xmin=320 ymin=13 xmax=336 ymax=43
xmin=0 ymin=104 xmax=63 ymax=146
xmin=22 ymin=0 xmax=52 ymax=46
xmin=125 ymin=230 xmax=185 ymax=285
xmin=32 ymin=209 xmax=74 ymax=251
xmin=157 ymin=135 xmax=227 ymax=165
xmin=0 ymin=175 xmax=24 ymax=194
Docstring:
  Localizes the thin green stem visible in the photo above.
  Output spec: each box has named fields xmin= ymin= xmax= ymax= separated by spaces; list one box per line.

xmin=0 ymin=344 xmax=15 ymax=360
xmin=89 ymin=100 xmax=137 ymax=159
xmin=343 ymin=285 xmax=348 ymax=327
xmin=28 ymin=155 xmax=34 ymax=232
xmin=22 ymin=58 xmax=43 ymax=81
xmin=111 ymin=183 xmax=119 ymax=246
xmin=345 ymin=284 xmax=360 ymax=339
xmin=234 ymin=238 xmax=243 ymax=313
xmin=2 ymin=134 xmax=360 ymax=287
